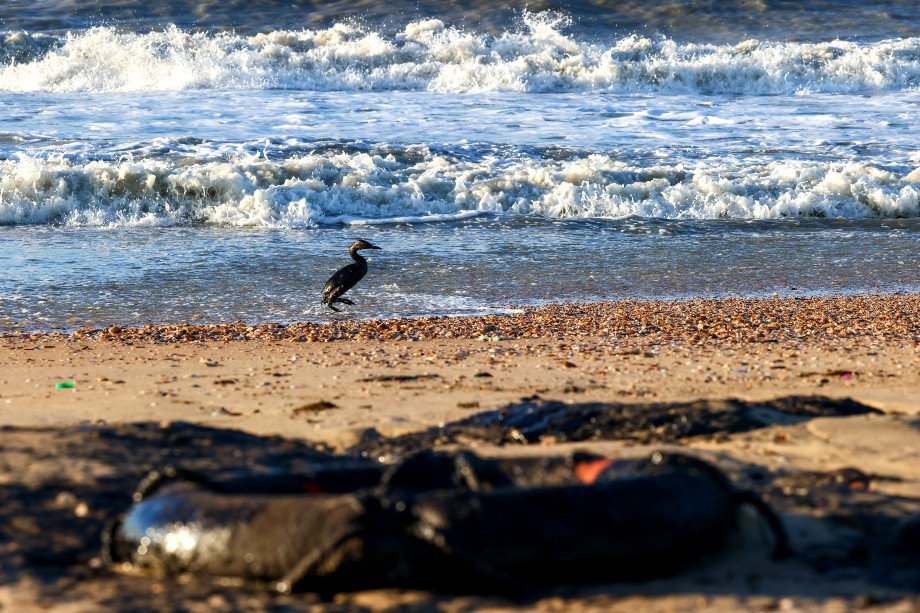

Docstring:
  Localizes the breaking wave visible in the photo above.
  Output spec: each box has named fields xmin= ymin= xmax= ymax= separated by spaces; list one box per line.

xmin=2 ymin=16 xmax=920 ymax=94
xmin=3 ymin=145 xmax=918 ymax=226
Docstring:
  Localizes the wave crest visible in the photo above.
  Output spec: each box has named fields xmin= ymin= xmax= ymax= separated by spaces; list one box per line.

xmin=2 ymin=147 xmax=918 ymax=226
xmin=2 ymin=16 xmax=919 ymax=94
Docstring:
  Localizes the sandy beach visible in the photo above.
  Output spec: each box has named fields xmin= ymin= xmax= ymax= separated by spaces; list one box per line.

xmin=2 ymin=294 xmax=920 ymax=611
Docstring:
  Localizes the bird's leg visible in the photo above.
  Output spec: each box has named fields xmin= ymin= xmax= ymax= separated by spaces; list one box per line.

xmin=327 ymin=303 xmax=341 ymax=312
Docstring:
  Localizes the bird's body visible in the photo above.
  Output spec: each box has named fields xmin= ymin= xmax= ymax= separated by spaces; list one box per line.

xmin=322 ymin=239 xmax=381 ymax=311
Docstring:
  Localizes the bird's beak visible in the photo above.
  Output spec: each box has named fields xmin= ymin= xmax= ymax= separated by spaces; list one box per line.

xmin=370 ymin=245 xmax=381 ymax=250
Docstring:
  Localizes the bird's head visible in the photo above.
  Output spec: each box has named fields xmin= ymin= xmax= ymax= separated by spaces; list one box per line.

xmin=351 ymin=239 xmax=381 ymax=251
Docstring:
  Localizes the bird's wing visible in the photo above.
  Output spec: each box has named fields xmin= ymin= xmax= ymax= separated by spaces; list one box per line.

xmin=323 ymin=263 xmax=363 ymax=300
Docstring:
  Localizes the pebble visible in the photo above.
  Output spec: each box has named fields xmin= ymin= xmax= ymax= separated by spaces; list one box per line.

xmin=4 ymin=295 xmax=919 ymax=348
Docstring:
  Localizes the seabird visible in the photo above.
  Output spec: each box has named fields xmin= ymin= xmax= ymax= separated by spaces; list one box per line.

xmin=321 ymin=239 xmax=381 ymax=312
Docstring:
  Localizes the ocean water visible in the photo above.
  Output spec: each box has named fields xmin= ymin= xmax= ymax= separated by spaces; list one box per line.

xmin=1 ymin=1 xmax=919 ymax=331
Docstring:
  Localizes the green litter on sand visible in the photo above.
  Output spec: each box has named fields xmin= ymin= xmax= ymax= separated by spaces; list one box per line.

xmin=55 ymin=381 xmax=75 ymax=389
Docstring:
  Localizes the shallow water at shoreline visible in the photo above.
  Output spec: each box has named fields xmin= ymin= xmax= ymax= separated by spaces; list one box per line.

xmin=2 ymin=217 xmax=919 ymax=332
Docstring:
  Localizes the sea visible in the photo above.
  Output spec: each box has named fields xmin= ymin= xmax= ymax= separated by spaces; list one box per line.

xmin=1 ymin=0 xmax=919 ymax=331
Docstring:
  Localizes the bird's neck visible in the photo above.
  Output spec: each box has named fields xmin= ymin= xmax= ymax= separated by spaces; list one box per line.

xmin=350 ymin=248 xmax=367 ymax=264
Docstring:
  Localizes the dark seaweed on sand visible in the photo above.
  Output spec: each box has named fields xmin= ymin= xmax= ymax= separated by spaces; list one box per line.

xmin=348 ymin=395 xmax=881 ymax=459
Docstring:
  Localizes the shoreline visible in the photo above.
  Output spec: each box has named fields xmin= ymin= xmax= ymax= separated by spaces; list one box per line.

xmin=6 ymin=293 xmax=920 ymax=346
xmin=2 ymin=293 xmax=920 ymax=611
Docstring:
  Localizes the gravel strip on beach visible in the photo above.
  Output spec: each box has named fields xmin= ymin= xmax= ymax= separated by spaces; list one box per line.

xmin=5 ymin=294 xmax=920 ymax=347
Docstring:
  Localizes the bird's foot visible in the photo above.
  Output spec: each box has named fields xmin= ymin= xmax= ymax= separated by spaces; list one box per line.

xmin=338 ymin=298 xmax=355 ymax=306
xmin=327 ymin=304 xmax=341 ymax=312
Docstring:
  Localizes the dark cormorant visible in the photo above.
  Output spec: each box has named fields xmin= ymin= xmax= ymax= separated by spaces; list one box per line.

xmin=321 ymin=239 xmax=381 ymax=312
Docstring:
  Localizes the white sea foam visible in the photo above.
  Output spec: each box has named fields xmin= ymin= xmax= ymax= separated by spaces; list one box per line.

xmin=2 ymin=150 xmax=918 ymax=226
xmin=377 ymin=289 xmax=525 ymax=318
xmin=2 ymin=16 xmax=919 ymax=94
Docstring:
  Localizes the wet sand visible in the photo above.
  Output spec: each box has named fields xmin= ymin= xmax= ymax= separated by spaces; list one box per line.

xmin=1 ymin=295 xmax=920 ymax=611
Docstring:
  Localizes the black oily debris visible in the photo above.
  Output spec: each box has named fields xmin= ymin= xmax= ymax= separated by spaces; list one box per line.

xmin=348 ymin=395 xmax=880 ymax=458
